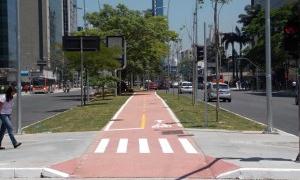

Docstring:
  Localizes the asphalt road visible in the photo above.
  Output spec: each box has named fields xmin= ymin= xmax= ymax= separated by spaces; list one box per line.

xmin=11 ymin=89 xmax=82 ymax=129
xmin=166 ymin=88 xmax=298 ymax=136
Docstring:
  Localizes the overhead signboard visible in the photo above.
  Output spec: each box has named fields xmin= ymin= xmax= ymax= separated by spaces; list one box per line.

xmin=106 ymin=36 xmax=125 ymax=66
xmin=63 ymin=36 xmax=100 ymax=52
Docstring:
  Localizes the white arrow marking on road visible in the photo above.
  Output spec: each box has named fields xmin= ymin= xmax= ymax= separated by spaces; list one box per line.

xmin=152 ymin=120 xmax=172 ymax=129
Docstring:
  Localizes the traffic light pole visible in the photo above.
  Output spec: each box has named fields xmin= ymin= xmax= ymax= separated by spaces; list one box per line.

xmin=16 ymin=0 xmax=22 ymax=134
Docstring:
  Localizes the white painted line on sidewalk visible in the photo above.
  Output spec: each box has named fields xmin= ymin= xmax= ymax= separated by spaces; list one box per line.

xmin=155 ymin=92 xmax=183 ymax=128
xmin=159 ymin=138 xmax=174 ymax=153
xmin=117 ymin=138 xmax=128 ymax=153
xmin=95 ymin=139 xmax=109 ymax=153
xmin=104 ymin=95 xmax=134 ymax=131
xmin=217 ymin=168 xmax=300 ymax=179
xmin=178 ymin=138 xmax=198 ymax=154
xmin=139 ymin=138 xmax=150 ymax=153
xmin=42 ymin=168 xmax=70 ymax=178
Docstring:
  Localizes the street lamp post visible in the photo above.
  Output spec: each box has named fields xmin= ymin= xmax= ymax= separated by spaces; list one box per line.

xmin=265 ymin=0 xmax=274 ymax=133
xmin=16 ymin=0 xmax=22 ymax=134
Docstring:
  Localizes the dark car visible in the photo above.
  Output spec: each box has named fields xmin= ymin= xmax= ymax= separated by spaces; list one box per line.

xmin=117 ymin=81 xmax=128 ymax=94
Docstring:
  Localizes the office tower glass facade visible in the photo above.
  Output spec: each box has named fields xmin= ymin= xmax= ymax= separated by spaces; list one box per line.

xmin=152 ymin=0 xmax=164 ymax=16
xmin=0 ymin=0 xmax=17 ymax=68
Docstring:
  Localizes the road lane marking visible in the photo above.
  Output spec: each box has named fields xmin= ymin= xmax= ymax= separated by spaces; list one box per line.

xmin=139 ymin=138 xmax=150 ymax=153
xmin=117 ymin=138 xmax=128 ymax=153
xmin=155 ymin=92 xmax=183 ymax=127
xmin=104 ymin=95 xmax=134 ymax=131
xmin=178 ymin=138 xmax=198 ymax=154
xmin=159 ymin=138 xmax=174 ymax=153
xmin=140 ymin=113 xmax=147 ymax=129
xmin=95 ymin=139 xmax=109 ymax=153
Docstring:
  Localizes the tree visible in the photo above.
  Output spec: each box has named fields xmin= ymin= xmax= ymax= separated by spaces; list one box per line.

xmin=85 ymin=4 xmax=177 ymax=83
xmin=221 ymin=32 xmax=238 ymax=79
xmin=211 ymin=0 xmax=232 ymax=122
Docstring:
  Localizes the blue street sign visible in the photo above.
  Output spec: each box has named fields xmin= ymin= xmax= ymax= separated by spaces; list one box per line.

xmin=21 ymin=70 xmax=29 ymax=77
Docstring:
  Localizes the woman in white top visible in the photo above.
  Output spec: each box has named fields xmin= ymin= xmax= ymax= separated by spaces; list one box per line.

xmin=0 ymin=86 xmax=22 ymax=150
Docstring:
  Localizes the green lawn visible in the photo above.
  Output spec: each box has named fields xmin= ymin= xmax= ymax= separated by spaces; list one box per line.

xmin=23 ymin=95 xmax=130 ymax=134
xmin=158 ymin=92 xmax=265 ymax=131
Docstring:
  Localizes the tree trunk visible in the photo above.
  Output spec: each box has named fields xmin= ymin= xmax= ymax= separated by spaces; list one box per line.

xmin=102 ymin=85 xmax=105 ymax=100
xmin=239 ymin=43 xmax=243 ymax=81
xmin=232 ymin=42 xmax=235 ymax=80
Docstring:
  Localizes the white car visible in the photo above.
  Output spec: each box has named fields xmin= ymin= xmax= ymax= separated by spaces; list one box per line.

xmin=179 ymin=81 xmax=193 ymax=94
xmin=207 ymin=82 xmax=231 ymax=102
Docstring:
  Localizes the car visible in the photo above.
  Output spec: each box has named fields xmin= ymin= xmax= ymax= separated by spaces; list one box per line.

xmin=206 ymin=82 xmax=231 ymax=102
xmin=179 ymin=81 xmax=193 ymax=94
xmin=171 ymin=81 xmax=179 ymax=88
xmin=148 ymin=82 xmax=158 ymax=90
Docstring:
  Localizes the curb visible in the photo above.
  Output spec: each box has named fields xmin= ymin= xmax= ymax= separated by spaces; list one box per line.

xmin=0 ymin=168 xmax=69 ymax=178
xmin=217 ymin=168 xmax=300 ymax=179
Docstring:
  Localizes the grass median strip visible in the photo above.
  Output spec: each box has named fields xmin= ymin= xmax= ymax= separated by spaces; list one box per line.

xmin=23 ymin=95 xmax=131 ymax=134
xmin=158 ymin=92 xmax=265 ymax=131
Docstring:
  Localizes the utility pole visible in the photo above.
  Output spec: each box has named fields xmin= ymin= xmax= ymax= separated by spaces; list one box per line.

xmin=204 ymin=22 xmax=208 ymax=128
xmin=16 ymin=0 xmax=22 ymax=134
xmin=192 ymin=0 xmax=198 ymax=105
xmin=265 ymin=0 xmax=274 ymax=133
xmin=214 ymin=1 xmax=220 ymax=122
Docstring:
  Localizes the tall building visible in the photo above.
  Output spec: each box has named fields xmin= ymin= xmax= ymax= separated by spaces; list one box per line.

xmin=0 ymin=0 xmax=17 ymax=69
xmin=152 ymin=0 xmax=164 ymax=16
xmin=0 ymin=0 xmax=77 ymax=84
xmin=0 ymin=0 xmax=17 ymax=78
xmin=253 ymin=0 xmax=297 ymax=9
xmin=63 ymin=0 xmax=77 ymax=35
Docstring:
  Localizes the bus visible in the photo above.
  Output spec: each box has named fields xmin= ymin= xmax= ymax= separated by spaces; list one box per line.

xmin=31 ymin=77 xmax=56 ymax=94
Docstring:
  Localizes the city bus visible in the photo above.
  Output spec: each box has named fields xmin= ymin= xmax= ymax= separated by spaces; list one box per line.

xmin=31 ymin=77 xmax=56 ymax=94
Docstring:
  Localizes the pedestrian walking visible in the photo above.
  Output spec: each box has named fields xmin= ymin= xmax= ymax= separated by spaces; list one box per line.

xmin=0 ymin=86 xmax=22 ymax=150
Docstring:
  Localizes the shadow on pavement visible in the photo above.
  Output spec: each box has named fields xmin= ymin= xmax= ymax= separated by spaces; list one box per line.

xmin=246 ymin=91 xmax=295 ymax=98
xmin=221 ymin=156 xmax=294 ymax=162
xmin=46 ymin=108 xmax=69 ymax=113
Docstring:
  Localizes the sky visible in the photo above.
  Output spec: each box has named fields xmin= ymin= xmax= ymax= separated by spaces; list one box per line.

xmin=77 ymin=0 xmax=251 ymax=51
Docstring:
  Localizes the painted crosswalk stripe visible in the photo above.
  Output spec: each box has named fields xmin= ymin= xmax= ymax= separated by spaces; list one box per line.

xmin=117 ymin=138 xmax=128 ymax=153
xmin=139 ymin=138 xmax=150 ymax=153
xmin=178 ymin=138 xmax=198 ymax=154
xmin=95 ymin=139 xmax=109 ymax=153
xmin=159 ymin=138 xmax=174 ymax=153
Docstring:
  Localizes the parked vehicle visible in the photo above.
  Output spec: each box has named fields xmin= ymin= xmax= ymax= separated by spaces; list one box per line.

xmin=207 ymin=82 xmax=231 ymax=102
xmin=179 ymin=81 xmax=193 ymax=94
xmin=148 ymin=82 xmax=158 ymax=90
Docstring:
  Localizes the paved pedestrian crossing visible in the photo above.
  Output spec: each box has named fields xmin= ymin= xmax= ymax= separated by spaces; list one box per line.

xmin=94 ymin=138 xmax=198 ymax=154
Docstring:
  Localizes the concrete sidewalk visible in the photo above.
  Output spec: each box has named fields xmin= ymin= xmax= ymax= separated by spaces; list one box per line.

xmin=1 ymin=129 xmax=299 ymax=179
xmin=187 ymin=129 xmax=300 ymax=179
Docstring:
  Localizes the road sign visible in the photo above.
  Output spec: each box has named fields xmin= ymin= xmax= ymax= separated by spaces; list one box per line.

xmin=20 ymin=70 xmax=29 ymax=76
xmin=106 ymin=36 xmax=125 ymax=66
xmin=63 ymin=36 xmax=100 ymax=51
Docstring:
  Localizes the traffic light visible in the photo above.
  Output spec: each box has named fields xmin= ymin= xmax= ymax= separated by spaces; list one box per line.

xmin=196 ymin=45 xmax=204 ymax=61
xmin=283 ymin=20 xmax=299 ymax=52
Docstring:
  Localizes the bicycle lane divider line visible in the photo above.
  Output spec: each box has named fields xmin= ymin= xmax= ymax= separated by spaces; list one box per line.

xmin=103 ymin=95 xmax=134 ymax=131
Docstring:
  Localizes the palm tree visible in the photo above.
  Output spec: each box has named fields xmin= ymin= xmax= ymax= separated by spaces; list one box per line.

xmin=235 ymin=26 xmax=250 ymax=80
xmin=221 ymin=32 xmax=238 ymax=80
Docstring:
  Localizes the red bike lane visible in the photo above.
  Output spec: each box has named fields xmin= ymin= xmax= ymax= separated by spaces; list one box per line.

xmin=50 ymin=92 xmax=238 ymax=178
